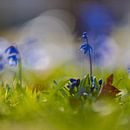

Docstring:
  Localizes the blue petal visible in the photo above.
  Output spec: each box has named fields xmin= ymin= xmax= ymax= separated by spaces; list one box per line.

xmin=8 ymin=55 xmax=19 ymax=67
xmin=82 ymin=32 xmax=88 ymax=39
xmin=82 ymin=32 xmax=87 ymax=36
xmin=98 ymin=79 xmax=103 ymax=85
xmin=83 ymin=49 xmax=88 ymax=54
xmin=80 ymin=44 xmax=87 ymax=49
xmin=5 ymin=46 xmax=19 ymax=55
xmin=70 ymin=78 xmax=77 ymax=83
xmin=80 ymin=43 xmax=92 ymax=55
xmin=86 ymin=44 xmax=92 ymax=50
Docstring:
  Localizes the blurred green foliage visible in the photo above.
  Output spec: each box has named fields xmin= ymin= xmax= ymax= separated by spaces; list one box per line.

xmin=0 ymin=66 xmax=130 ymax=130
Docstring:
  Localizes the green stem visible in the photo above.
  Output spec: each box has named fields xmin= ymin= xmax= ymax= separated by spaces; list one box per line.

xmin=18 ymin=58 xmax=22 ymax=88
xmin=86 ymin=38 xmax=92 ymax=77
xmin=88 ymin=49 xmax=92 ymax=78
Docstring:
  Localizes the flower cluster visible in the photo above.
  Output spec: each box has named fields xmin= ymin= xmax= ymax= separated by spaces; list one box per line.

xmin=66 ymin=76 xmax=103 ymax=98
xmin=61 ymin=32 xmax=104 ymax=101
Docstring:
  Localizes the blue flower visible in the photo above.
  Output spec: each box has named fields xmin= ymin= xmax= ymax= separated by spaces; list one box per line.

xmin=90 ymin=76 xmax=96 ymax=92
xmin=90 ymin=76 xmax=100 ymax=93
xmin=68 ymin=78 xmax=80 ymax=89
xmin=5 ymin=45 xmax=20 ymax=67
xmin=80 ymin=32 xmax=92 ymax=54
xmin=91 ymin=76 xmax=96 ymax=87
xmin=80 ymin=32 xmax=93 ymax=77
xmin=8 ymin=55 xmax=19 ymax=67
xmin=5 ymin=45 xmax=19 ymax=55
xmin=98 ymin=79 xmax=103 ymax=86
xmin=80 ymin=43 xmax=92 ymax=54
xmin=82 ymin=32 xmax=88 ymax=42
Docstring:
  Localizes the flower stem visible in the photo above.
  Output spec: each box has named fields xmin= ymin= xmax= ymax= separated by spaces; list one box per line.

xmin=86 ymin=37 xmax=92 ymax=77
xmin=18 ymin=58 xmax=22 ymax=88
xmin=88 ymin=49 xmax=92 ymax=78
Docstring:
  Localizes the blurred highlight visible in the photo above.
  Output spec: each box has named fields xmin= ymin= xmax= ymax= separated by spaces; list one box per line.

xmin=0 ymin=0 xmax=130 ymax=71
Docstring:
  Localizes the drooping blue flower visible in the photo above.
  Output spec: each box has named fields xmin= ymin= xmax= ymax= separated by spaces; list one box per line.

xmin=7 ymin=55 xmax=19 ymax=67
xmin=5 ymin=45 xmax=20 ymax=67
xmin=3 ymin=45 xmax=22 ymax=87
xmin=80 ymin=32 xmax=92 ymax=54
xmin=82 ymin=32 xmax=88 ymax=42
xmin=80 ymin=43 xmax=92 ymax=54
xmin=5 ymin=45 xmax=19 ymax=55
xmin=80 ymin=32 xmax=93 ymax=77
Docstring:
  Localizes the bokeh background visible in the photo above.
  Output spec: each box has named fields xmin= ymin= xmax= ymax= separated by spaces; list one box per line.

xmin=0 ymin=0 xmax=130 ymax=72
xmin=0 ymin=1 xmax=130 ymax=130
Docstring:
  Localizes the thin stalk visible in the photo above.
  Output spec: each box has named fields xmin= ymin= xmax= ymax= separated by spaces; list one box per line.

xmin=18 ymin=58 xmax=22 ymax=88
xmin=88 ymin=49 xmax=92 ymax=78
xmin=86 ymin=38 xmax=92 ymax=77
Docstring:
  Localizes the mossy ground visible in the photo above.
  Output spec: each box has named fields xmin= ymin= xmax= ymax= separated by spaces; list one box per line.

xmin=0 ymin=66 xmax=130 ymax=130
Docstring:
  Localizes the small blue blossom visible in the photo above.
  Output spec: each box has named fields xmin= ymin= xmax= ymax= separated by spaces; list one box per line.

xmin=3 ymin=45 xmax=22 ymax=87
xmin=80 ymin=32 xmax=93 ymax=77
xmin=80 ymin=32 xmax=92 ymax=54
xmin=90 ymin=76 xmax=95 ymax=92
xmin=8 ymin=55 xmax=19 ymax=67
xmin=80 ymin=32 xmax=93 ymax=54
xmin=91 ymin=76 xmax=96 ymax=87
xmin=67 ymin=79 xmax=80 ymax=95
xmin=5 ymin=45 xmax=19 ymax=55
xmin=68 ymin=78 xmax=80 ymax=90
xmin=82 ymin=32 xmax=88 ymax=42
xmin=80 ymin=43 xmax=92 ymax=54
xmin=98 ymin=79 xmax=103 ymax=86
xmin=5 ymin=45 xmax=20 ymax=67
xmin=90 ymin=76 xmax=99 ymax=93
